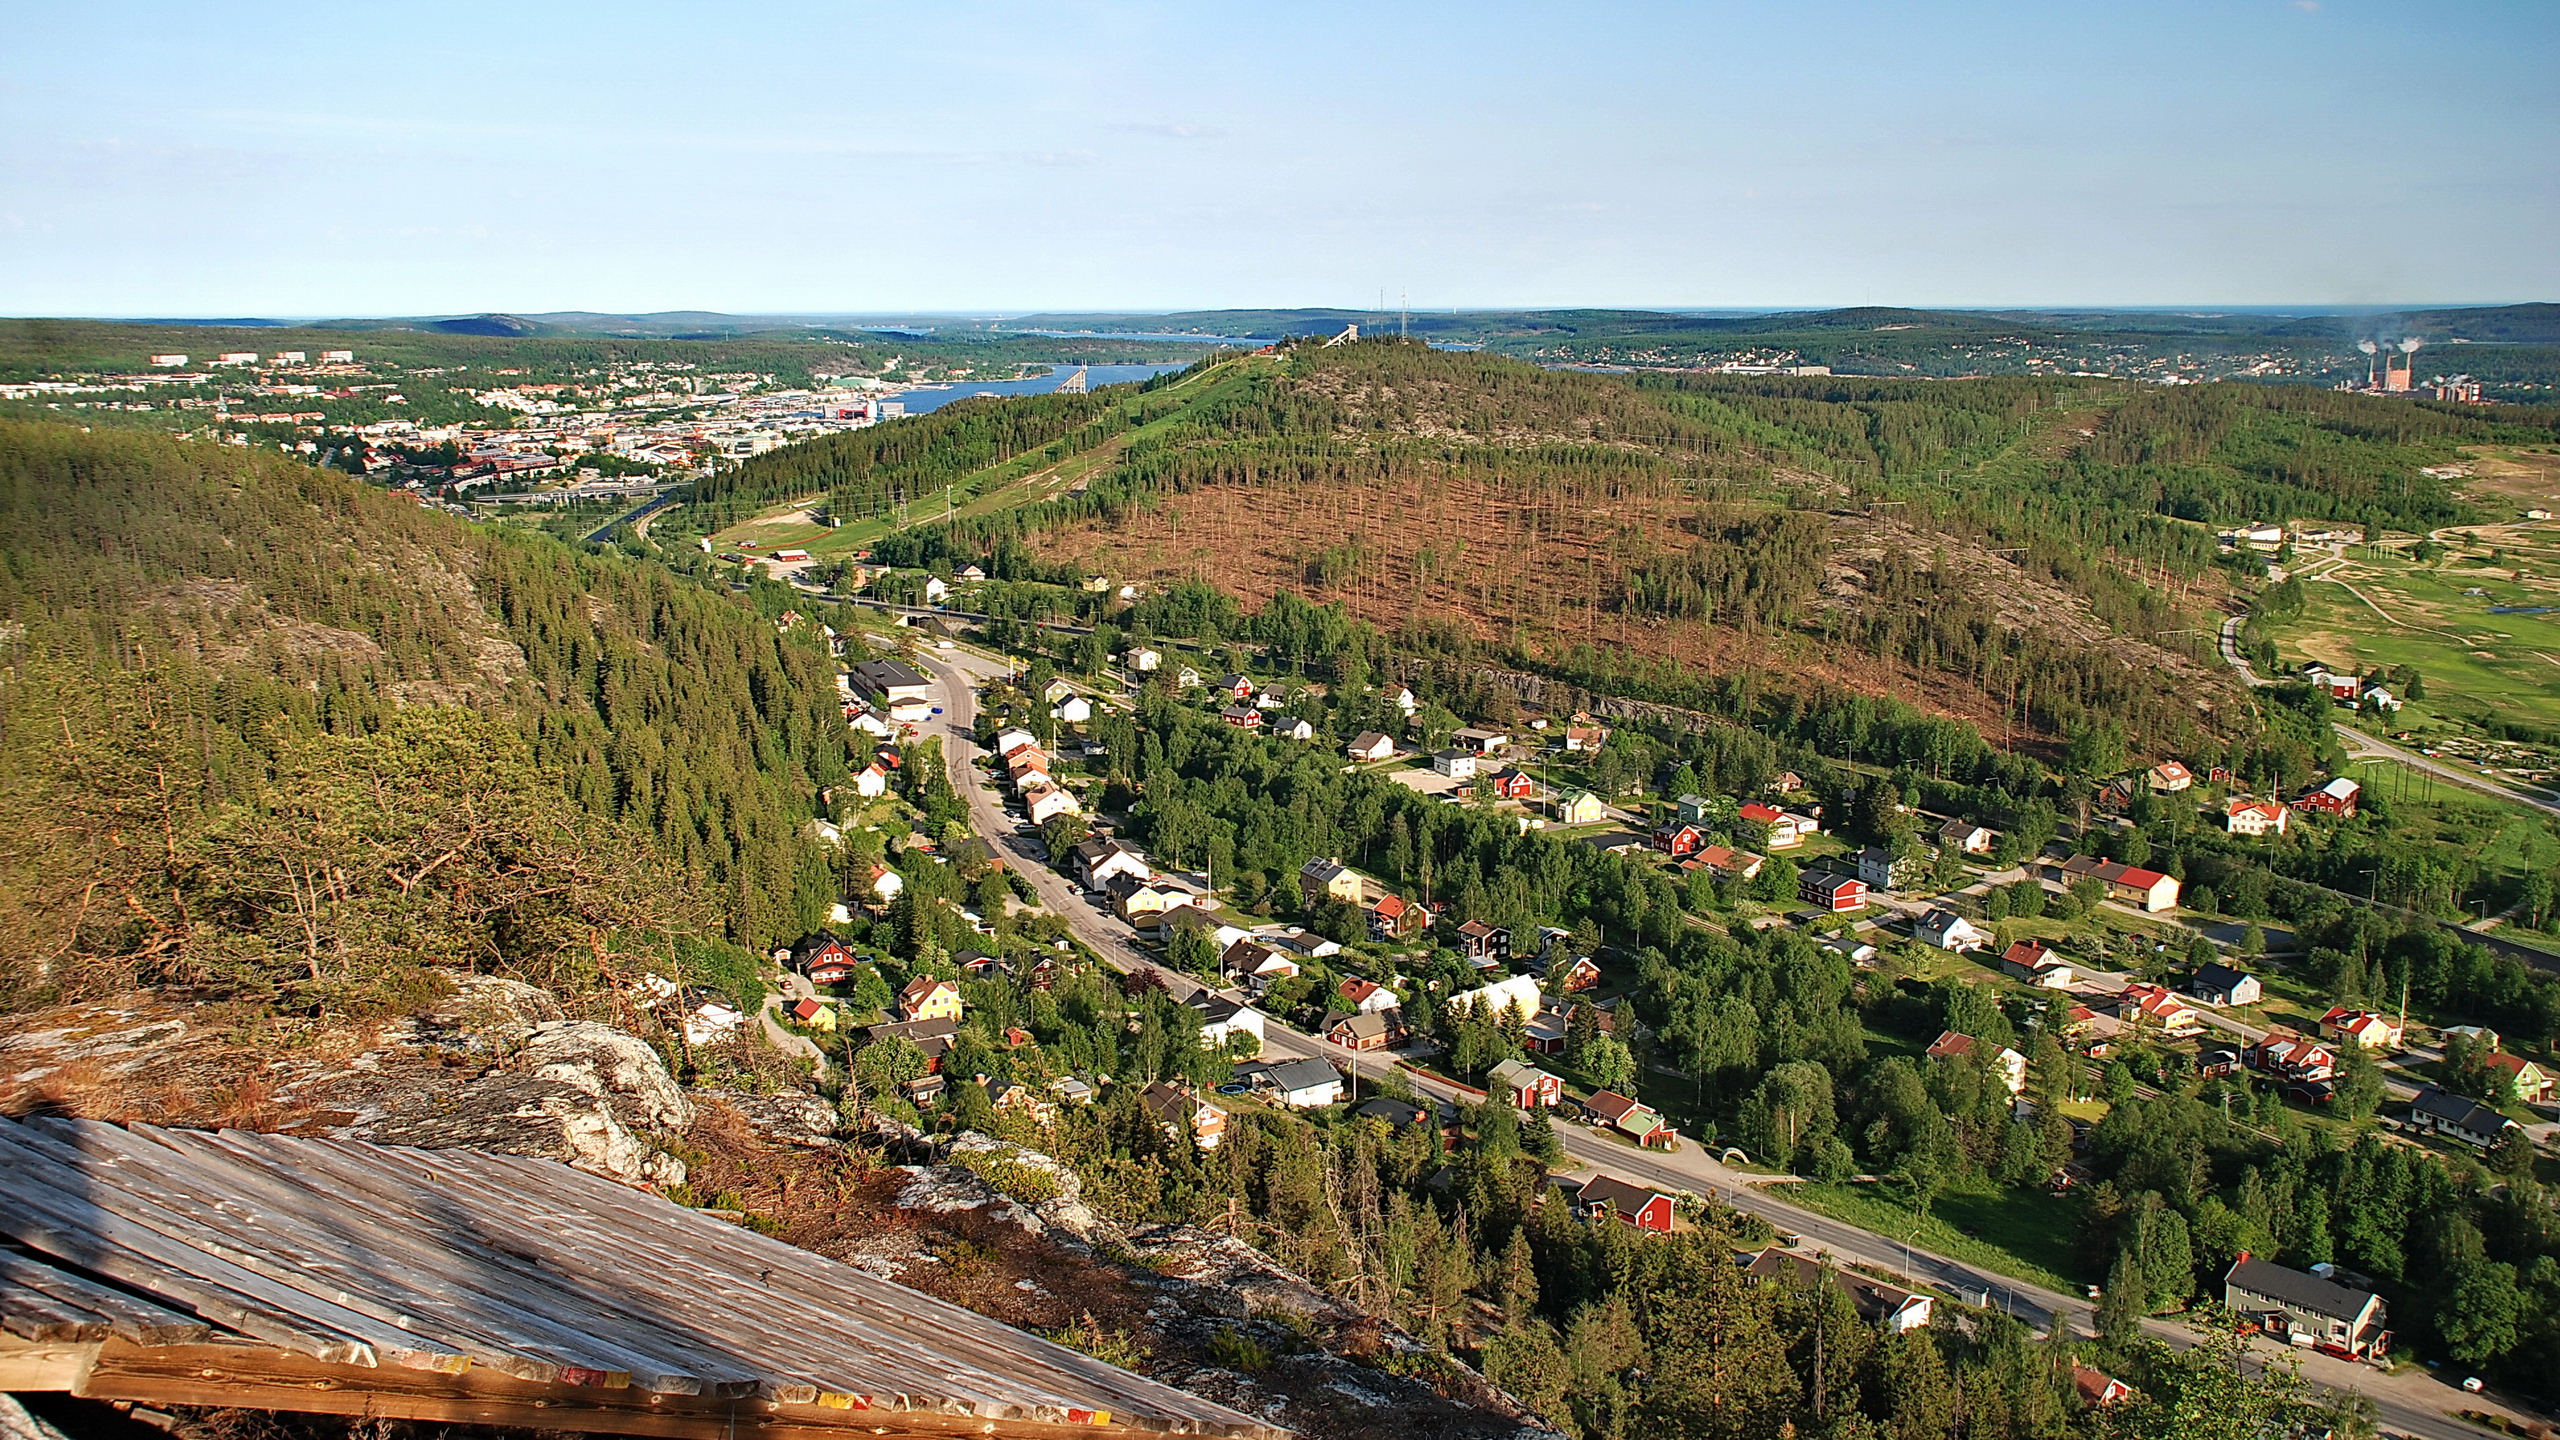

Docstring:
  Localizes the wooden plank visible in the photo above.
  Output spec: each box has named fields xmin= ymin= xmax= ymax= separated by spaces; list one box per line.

xmin=74 ymin=1122 xmax=716 ymax=1394
xmin=3 ymin=1121 xmax=1280 ymax=1440
xmin=79 ymin=1341 xmax=1292 ymax=1440
xmin=166 ymin=1128 xmax=742 ymax=1396
xmin=0 ymin=1131 xmax=420 ymax=1368
xmin=0 ymin=1249 xmax=211 ymax=1346
xmin=0 ymin=1336 xmax=100 ymax=1392
xmin=0 ymin=1284 xmax=108 ymax=1344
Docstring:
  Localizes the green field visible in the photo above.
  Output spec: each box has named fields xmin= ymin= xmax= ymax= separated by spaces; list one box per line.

xmin=1781 ymin=1178 xmax=2086 ymax=1295
xmin=2267 ymin=534 xmax=2560 ymax=732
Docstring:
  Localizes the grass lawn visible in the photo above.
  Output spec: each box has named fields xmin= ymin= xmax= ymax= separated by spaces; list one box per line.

xmin=2267 ymin=545 xmax=2560 ymax=731
xmin=1783 ymin=1178 xmax=2087 ymax=1295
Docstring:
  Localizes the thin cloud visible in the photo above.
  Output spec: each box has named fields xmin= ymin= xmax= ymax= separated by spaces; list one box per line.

xmin=2290 ymin=1 xmax=2319 ymax=12
xmin=1112 ymin=122 xmax=1228 ymax=141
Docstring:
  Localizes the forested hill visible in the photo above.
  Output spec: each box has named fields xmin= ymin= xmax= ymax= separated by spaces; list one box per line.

xmin=0 ymin=419 xmax=851 ymax=1014
xmin=714 ymin=339 xmax=2556 ymax=761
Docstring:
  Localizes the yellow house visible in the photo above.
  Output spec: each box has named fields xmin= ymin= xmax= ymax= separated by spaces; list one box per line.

xmin=1298 ymin=856 xmax=1366 ymax=905
xmin=786 ymin=997 xmax=838 ymax=1032
xmin=898 ymin=977 xmax=964 ymax=1025
xmin=1554 ymin=788 xmax=1605 ymax=825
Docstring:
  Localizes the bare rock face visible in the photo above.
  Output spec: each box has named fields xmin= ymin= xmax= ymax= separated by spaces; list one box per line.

xmin=383 ymin=976 xmax=564 ymax=1053
xmin=524 ymin=1020 xmax=692 ymax=1131
xmin=693 ymin=1088 xmax=837 ymax=1144
xmin=318 ymin=1070 xmax=686 ymax=1189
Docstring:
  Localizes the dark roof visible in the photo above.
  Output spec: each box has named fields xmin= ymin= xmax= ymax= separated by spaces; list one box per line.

xmin=1187 ymin=992 xmax=1246 ymax=1023
xmin=1352 ymin=1098 xmax=1430 ymax=1127
xmin=0 ymin=1117 xmax=1279 ymax=1439
xmin=2225 ymin=1257 xmax=2378 ymax=1322
xmin=2410 ymin=1087 xmax=2515 ymax=1135
xmin=852 ymin=657 xmax=927 ymax=690
xmin=2193 ymin=962 xmax=2254 ymax=992
xmin=1256 ymin=1058 xmax=1341 ymax=1093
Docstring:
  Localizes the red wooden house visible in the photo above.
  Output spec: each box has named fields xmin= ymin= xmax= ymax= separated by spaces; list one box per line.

xmin=1578 ymin=1174 xmax=1676 ymax=1234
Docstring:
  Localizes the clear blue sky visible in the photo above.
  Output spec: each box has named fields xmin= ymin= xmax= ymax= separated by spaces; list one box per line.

xmin=4 ymin=0 xmax=2553 ymax=316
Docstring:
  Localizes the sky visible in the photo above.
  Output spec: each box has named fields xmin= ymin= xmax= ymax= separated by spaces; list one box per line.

xmin=3 ymin=0 xmax=2555 ymax=316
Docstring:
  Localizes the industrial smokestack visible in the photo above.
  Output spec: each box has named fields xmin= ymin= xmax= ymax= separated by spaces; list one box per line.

xmin=2358 ymin=339 xmax=2380 ymax=354
xmin=2400 ymin=337 xmax=2423 ymax=355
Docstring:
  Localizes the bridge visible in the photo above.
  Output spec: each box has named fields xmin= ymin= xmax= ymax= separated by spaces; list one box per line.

xmin=1055 ymin=365 xmax=1089 ymax=393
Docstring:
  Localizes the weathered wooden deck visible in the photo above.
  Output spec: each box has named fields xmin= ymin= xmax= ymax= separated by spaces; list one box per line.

xmin=0 ymin=1117 xmax=1284 ymax=1439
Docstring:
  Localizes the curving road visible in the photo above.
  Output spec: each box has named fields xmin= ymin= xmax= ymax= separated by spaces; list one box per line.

xmin=910 ymin=645 xmax=2527 ymax=1440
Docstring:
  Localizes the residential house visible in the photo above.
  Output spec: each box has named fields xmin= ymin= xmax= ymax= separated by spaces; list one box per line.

xmin=1141 ymin=1082 xmax=1226 ymax=1150
xmin=1586 ymin=1089 xmax=1678 ymax=1148
xmin=2443 ymin=1024 xmax=2502 ymax=1051
xmin=1337 ymin=977 xmax=1402 ymax=1014
xmin=1219 ymin=704 xmax=1263 ymax=729
xmin=865 ymin=863 xmax=904 ymax=906
xmin=1800 ymin=871 xmax=1868 ymax=912
xmin=2056 ymin=856 xmax=2182 ymax=912
xmin=1652 ymin=822 xmax=1709 ymax=858
xmin=1187 ymin=992 xmax=1266 ymax=1051
xmin=848 ymin=760 xmax=891 ymax=799
xmin=2223 ymin=1254 xmax=2389 ymax=1357
xmin=1004 ymin=747 xmax=1052 ymax=786
xmin=790 ymin=930 xmax=859 ymax=981
xmin=1219 ymin=939 xmax=1301 ymax=992
xmin=1267 ymin=715 xmax=1316 ymax=741
xmin=1071 ymin=836 xmax=1151 ymax=890
xmin=1215 ymin=674 xmax=1256 ymax=701
xmin=1346 ymin=731 xmax=1396 ymax=762
xmin=1264 ymin=927 xmax=1344 ymax=961
xmin=784 ymin=997 xmax=836 ymax=1032
xmin=2485 ymin=1051 xmax=2554 ymax=1103
xmin=2118 ymin=983 xmax=2205 ymax=1036
xmin=1746 ymin=1249 xmax=1934 ymax=1333
xmin=1915 ymin=908 xmax=1989 ymax=953
xmin=1324 ymin=1008 xmax=1403 ymax=1052
xmin=1857 ymin=845 xmax=1930 ymax=892
xmin=1935 ymin=818 xmax=1996 ymax=856
xmin=2191 ymin=963 xmax=2263 ymax=1008
xmin=1368 ymin=892 xmax=1429 ymax=941
xmin=1239 ymin=1057 xmax=1344 ymax=1109
xmin=1997 ymin=940 xmax=2073 ymax=988
xmin=991 ymin=727 xmax=1040 ymax=757
xmin=1546 ymin=955 xmax=1604 ymax=993
xmin=1562 ymin=717 xmax=1609 ymax=751
xmin=2072 ymin=1367 xmax=2135 ymax=1408
xmin=1739 ymin=802 xmax=1807 ymax=849
xmin=955 ymin=950 xmax=1004 ymax=979
xmin=2320 ymin=1006 xmax=2403 ymax=1050
xmin=1022 ymin=782 xmax=1081 ymax=825
xmin=1352 ymin=1097 xmax=1434 ymax=1131
xmin=897 ymin=977 xmax=964 ymax=1025
xmin=1125 ymin=646 xmax=1162 ymax=673
xmin=1432 ymin=749 xmax=1478 ymax=780
xmin=1489 ymin=1057 xmax=1565 ymax=1108
xmin=1112 ymin=875 xmax=1199 ymax=928
xmin=1052 ymin=695 xmax=1093 ymax=725
xmin=1675 ymin=794 xmax=1716 ymax=826
xmin=869 ymin=1016 xmax=960 ymax=1071
xmin=1926 ymin=1030 xmax=2028 ymax=1093
xmin=1175 ymin=665 xmax=1204 ymax=689
xmin=1693 ymin=845 xmax=1765 ymax=881
xmin=2293 ymin=776 xmax=2361 ymax=819
xmin=2409 ymin=1088 xmax=2520 ymax=1149
xmin=1299 ymin=856 xmax=1367 ymax=906
xmin=2225 ymin=798 xmax=2291 ymax=836
xmin=1391 ymin=686 xmax=1417 ymax=714
xmin=1456 ymin=920 xmax=1512 ymax=964
xmin=1451 ymin=727 xmax=1510 ymax=754
xmin=1488 ymin=767 xmax=1537 ymax=800
xmin=2148 ymin=761 xmax=2196 ymax=793
xmin=1449 ymin=973 xmax=1545 ymax=1025
xmin=682 ymin=998 xmax=745 ymax=1047
xmin=1578 ymin=1175 xmax=1677 ymax=1234
xmin=2243 ymin=1031 xmax=2338 ymax=1101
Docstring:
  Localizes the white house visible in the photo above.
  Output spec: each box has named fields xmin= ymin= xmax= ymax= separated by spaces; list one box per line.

xmin=1126 ymin=646 xmax=1162 ymax=673
xmin=1391 ymin=687 xmax=1417 ymax=714
xmin=1448 ymin=973 xmax=1544 ymax=1025
xmin=683 ymin=999 xmax=746 ymax=1047
xmin=1268 ymin=715 xmax=1316 ymax=741
xmin=1432 ymin=750 xmax=1479 ymax=780
xmin=1915 ymin=908 xmax=1989 ymax=953
xmin=2226 ymin=798 xmax=2290 ymax=837
xmin=922 ymin=576 xmax=950 ymax=603
xmin=867 ymin=864 xmax=905 ymax=903
xmin=850 ymin=762 xmax=890 ymax=798
xmin=1188 ymin=992 xmax=1267 ymax=1050
xmin=1052 ymin=695 xmax=1093 ymax=724
xmin=992 ymin=727 xmax=1040 ymax=757
xmin=1249 ymin=1058 xmax=1344 ymax=1109
xmin=1024 ymin=783 xmax=1081 ymax=824
xmin=1347 ymin=731 xmax=1396 ymax=762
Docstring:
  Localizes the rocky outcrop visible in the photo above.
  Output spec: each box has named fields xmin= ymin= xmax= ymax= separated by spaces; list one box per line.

xmin=319 ymin=1069 xmax=686 ymax=1187
xmin=526 ymin=1020 xmax=692 ymax=1130
xmin=694 ymin=1087 xmax=837 ymax=1144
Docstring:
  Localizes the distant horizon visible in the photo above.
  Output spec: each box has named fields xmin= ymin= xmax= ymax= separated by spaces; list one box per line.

xmin=48 ymin=299 xmax=2559 ymax=327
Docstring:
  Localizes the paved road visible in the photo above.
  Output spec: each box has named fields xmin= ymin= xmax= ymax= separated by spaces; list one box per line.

xmin=580 ymin=488 xmax=685 ymax=544
xmin=907 ymin=650 xmax=2525 ymax=1440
